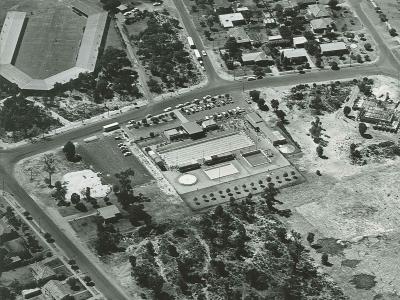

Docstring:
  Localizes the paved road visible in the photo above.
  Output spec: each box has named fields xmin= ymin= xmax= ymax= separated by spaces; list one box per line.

xmin=1 ymin=1 xmax=400 ymax=299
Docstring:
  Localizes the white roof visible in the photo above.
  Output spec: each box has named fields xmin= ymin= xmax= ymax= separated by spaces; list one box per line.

xmin=242 ymin=51 xmax=269 ymax=62
xmin=236 ymin=6 xmax=249 ymax=12
xmin=218 ymin=13 xmax=244 ymax=28
xmin=268 ymin=34 xmax=283 ymax=41
xmin=281 ymin=48 xmax=308 ymax=58
xmin=293 ymin=36 xmax=307 ymax=45
xmin=320 ymin=41 xmax=347 ymax=52
xmin=0 ymin=12 xmax=26 ymax=64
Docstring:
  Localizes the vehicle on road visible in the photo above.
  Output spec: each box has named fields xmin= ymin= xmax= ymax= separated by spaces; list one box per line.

xmin=187 ymin=36 xmax=195 ymax=49
xmin=103 ymin=122 xmax=120 ymax=132
xmin=194 ymin=49 xmax=202 ymax=60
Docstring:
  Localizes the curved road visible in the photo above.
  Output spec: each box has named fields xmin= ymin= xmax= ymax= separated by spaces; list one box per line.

xmin=1 ymin=0 xmax=399 ymax=299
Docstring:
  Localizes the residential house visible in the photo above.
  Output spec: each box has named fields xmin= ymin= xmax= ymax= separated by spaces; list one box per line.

xmin=97 ymin=205 xmax=121 ymax=223
xmin=310 ymin=17 xmax=335 ymax=33
xmin=320 ymin=41 xmax=348 ymax=56
xmin=293 ymin=36 xmax=308 ymax=48
xmin=218 ymin=13 xmax=245 ymax=28
xmin=307 ymin=4 xmax=330 ymax=19
xmin=116 ymin=4 xmax=130 ymax=12
xmin=30 ymin=262 xmax=57 ymax=284
xmin=0 ymin=216 xmax=18 ymax=243
xmin=227 ymin=27 xmax=251 ymax=47
xmin=281 ymin=48 xmax=308 ymax=64
xmin=358 ymin=106 xmax=395 ymax=125
xmin=41 ymin=280 xmax=70 ymax=300
xmin=241 ymin=51 xmax=274 ymax=66
xmin=164 ymin=128 xmax=185 ymax=141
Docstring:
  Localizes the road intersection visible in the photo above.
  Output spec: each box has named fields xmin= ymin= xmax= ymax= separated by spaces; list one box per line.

xmin=0 ymin=0 xmax=399 ymax=299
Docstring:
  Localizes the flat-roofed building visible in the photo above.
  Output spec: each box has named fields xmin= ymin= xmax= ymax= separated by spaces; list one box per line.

xmin=218 ymin=13 xmax=245 ymax=28
xmin=320 ymin=41 xmax=348 ymax=56
xmin=182 ymin=121 xmax=205 ymax=138
xmin=293 ymin=36 xmax=308 ymax=48
xmin=246 ymin=112 xmax=263 ymax=131
xmin=164 ymin=128 xmax=185 ymax=141
xmin=202 ymin=119 xmax=219 ymax=131
xmin=358 ymin=107 xmax=395 ymax=125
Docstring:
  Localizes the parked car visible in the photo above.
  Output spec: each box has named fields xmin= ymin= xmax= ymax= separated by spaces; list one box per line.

xmin=201 ymin=50 xmax=207 ymax=56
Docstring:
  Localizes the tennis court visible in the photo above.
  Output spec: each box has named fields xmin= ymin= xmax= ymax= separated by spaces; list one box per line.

xmin=158 ymin=133 xmax=254 ymax=167
xmin=204 ymin=163 xmax=239 ymax=180
xmin=13 ymin=5 xmax=86 ymax=79
xmin=242 ymin=150 xmax=270 ymax=167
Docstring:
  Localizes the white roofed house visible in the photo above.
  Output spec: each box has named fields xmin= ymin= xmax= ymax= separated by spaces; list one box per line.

xmin=219 ymin=13 xmax=245 ymax=28
xmin=281 ymin=48 xmax=308 ymax=64
xmin=320 ymin=42 xmax=348 ymax=56
xmin=293 ymin=36 xmax=308 ymax=48
xmin=241 ymin=51 xmax=274 ymax=66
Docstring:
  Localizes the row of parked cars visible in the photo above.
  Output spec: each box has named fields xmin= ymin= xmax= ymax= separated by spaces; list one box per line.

xmin=203 ymin=106 xmax=245 ymax=121
xmin=117 ymin=142 xmax=133 ymax=157
xmin=181 ymin=95 xmax=234 ymax=115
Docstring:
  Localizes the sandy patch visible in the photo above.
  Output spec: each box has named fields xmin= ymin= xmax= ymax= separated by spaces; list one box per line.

xmin=62 ymin=169 xmax=111 ymax=199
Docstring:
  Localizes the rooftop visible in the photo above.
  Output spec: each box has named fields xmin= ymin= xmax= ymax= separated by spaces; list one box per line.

xmin=227 ymin=27 xmax=251 ymax=43
xmin=30 ymin=263 xmax=56 ymax=281
xmin=218 ymin=13 xmax=244 ymax=28
xmin=246 ymin=112 xmax=263 ymax=125
xmin=97 ymin=205 xmax=120 ymax=219
xmin=182 ymin=121 xmax=204 ymax=135
xmin=308 ymin=4 xmax=330 ymax=18
xmin=42 ymin=280 xmax=70 ymax=300
xmin=320 ymin=41 xmax=347 ymax=52
xmin=242 ymin=51 xmax=270 ymax=62
xmin=281 ymin=48 xmax=308 ymax=58
xmin=310 ymin=17 xmax=334 ymax=30
xmin=293 ymin=36 xmax=308 ymax=46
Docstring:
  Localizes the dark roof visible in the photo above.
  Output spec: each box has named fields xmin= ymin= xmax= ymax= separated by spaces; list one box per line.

xmin=182 ymin=122 xmax=204 ymax=135
xmin=245 ymin=112 xmax=263 ymax=127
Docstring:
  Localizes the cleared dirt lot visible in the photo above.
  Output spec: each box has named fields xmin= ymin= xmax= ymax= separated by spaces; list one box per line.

xmin=266 ymin=78 xmax=400 ymax=299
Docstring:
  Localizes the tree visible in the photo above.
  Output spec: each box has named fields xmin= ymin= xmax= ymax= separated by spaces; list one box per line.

xmin=271 ymin=99 xmax=279 ymax=111
xmin=225 ymin=37 xmax=240 ymax=57
xmin=249 ymin=90 xmax=260 ymax=101
xmin=328 ymin=0 xmax=339 ymax=9
xmin=359 ymin=122 xmax=367 ymax=136
xmin=316 ymin=145 xmax=324 ymax=157
xmin=307 ymin=232 xmax=315 ymax=244
xmin=70 ymin=193 xmax=81 ymax=204
xmin=310 ymin=94 xmax=323 ymax=112
xmin=63 ymin=141 xmax=76 ymax=161
xmin=331 ymin=61 xmax=339 ymax=70
xmin=321 ymin=253 xmax=330 ymax=265
xmin=276 ymin=110 xmax=286 ymax=122
xmin=43 ymin=154 xmax=56 ymax=186
xmin=148 ymin=78 xmax=163 ymax=94
xmin=0 ymin=286 xmax=15 ymax=300
xmin=343 ymin=106 xmax=351 ymax=117
xmin=364 ymin=43 xmax=372 ymax=51
xmin=253 ymin=66 xmax=265 ymax=77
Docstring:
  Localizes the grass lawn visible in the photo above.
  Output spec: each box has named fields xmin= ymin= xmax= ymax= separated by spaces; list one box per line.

xmin=13 ymin=4 xmax=86 ymax=79
xmin=1 ymin=266 xmax=35 ymax=287
xmin=78 ymin=135 xmax=154 ymax=186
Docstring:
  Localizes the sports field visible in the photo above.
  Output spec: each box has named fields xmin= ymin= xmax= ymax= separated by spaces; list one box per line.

xmin=13 ymin=5 xmax=86 ymax=79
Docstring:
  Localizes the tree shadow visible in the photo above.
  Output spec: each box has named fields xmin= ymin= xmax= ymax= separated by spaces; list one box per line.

xmin=361 ymin=133 xmax=373 ymax=139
